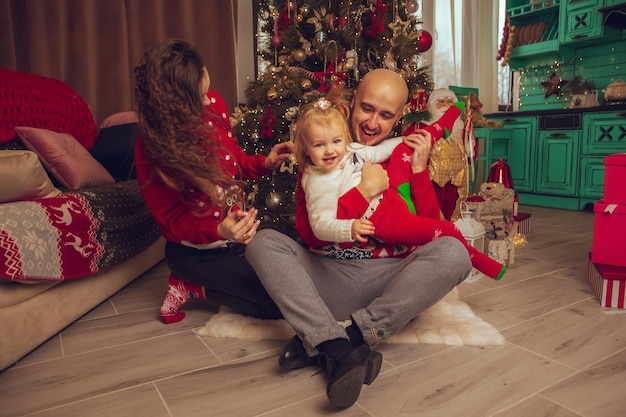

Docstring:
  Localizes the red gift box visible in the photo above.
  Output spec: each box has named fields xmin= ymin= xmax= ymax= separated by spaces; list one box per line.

xmin=604 ymin=153 xmax=626 ymax=205
xmin=588 ymin=257 xmax=626 ymax=308
xmin=513 ymin=212 xmax=531 ymax=234
xmin=592 ymin=202 xmax=626 ymax=267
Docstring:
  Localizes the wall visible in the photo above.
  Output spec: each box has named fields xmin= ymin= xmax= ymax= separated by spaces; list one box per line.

xmin=516 ymin=38 xmax=626 ymax=111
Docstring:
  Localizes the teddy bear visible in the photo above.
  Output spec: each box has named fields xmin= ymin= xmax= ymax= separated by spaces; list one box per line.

xmin=465 ymin=182 xmax=515 ymax=230
xmin=467 ymin=92 xmax=504 ymax=128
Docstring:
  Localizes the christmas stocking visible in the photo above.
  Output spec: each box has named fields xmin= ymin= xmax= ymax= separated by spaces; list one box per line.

xmin=160 ymin=273 xmax=206 ymax=324
xmin=388 ymin=102 xmax=465 ymax=213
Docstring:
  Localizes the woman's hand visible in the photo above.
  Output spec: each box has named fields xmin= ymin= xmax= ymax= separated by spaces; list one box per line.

xmin=217 ymin=207 xmax=260 ymax=244
xmin=403 ymin=131 xmax=433 ymax=174
xmin=264 ymin=142 xmax=295 ymax=170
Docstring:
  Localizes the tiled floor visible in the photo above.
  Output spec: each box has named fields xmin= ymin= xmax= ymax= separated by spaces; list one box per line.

xmin=1 ymin=205 xmax=625 ymax=417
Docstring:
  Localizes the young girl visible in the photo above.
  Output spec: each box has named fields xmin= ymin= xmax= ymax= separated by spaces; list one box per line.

xmin=294 ymin=88 xmax=505 ymax=280
xmin=133 ymin=39 xmax=293 ymax=323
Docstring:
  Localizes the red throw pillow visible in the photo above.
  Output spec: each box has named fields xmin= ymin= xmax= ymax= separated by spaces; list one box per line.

xmin=15 ymin=126 xmax=115 ymax=189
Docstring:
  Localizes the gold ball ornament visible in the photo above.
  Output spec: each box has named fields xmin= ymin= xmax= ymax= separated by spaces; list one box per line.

xmin=293 ymin=49 xmax=307 ymax=63
xmin=265 ymin=192 xmax=284 ymax=211
xmin=300 ymin=78 xmax=312 ymax=90
xmin=267 ymin=88 xmax=278 ymax=101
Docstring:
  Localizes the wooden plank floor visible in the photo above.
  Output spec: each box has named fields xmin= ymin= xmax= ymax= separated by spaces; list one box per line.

xmin=1 ymin=205 xmax=624 ymax=417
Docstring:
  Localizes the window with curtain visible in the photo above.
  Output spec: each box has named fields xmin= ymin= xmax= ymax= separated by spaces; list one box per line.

xmin=424 ymin=0 xmax=511 ymax=113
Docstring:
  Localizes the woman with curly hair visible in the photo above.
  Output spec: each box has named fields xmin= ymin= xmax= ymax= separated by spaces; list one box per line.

xmin=133 ymin=39 xmax=292 ymax=323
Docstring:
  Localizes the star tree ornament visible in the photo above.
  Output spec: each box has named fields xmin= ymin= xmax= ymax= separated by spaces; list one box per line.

xmin=260 ymin=106 xmax=277 ymax=140
xmin=314 ymin=62 xmax=347 ymax=92
xmin=541 ymin=72 xmax=567 ymax=98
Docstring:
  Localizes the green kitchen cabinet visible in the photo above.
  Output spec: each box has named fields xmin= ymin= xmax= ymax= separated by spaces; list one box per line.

xmin=471 ymin=127 xmax=513 ymax=193
xmin=582 ymin=111 xmax=626 ymax=155
xmin=536 ymin=130 xmax=580 ymax=196
xmin=487 ymin=115 xmax=537 ymax=193
xmin=506 ymin=0 xmax=573 ymax=69
xmin=579 ymin=156 xmax=608 ymax=207
xmin=579 ymin=110 xmax=626 ymax=207
xmin=560 ymin=0 xmax=622 ymax=45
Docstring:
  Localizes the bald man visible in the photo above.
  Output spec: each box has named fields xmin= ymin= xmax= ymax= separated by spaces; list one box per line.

xmin=245 ymin=69 xmax=471 ymax=408
xmin=350 ymin=68 xmax=409 ymax=145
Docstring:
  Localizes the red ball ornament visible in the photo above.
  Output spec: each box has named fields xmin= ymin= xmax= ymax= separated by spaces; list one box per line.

xmin=271 ymin=34 xmax=281 ymax=48
xmin=417 ymin=30 xmax=433 ymax=52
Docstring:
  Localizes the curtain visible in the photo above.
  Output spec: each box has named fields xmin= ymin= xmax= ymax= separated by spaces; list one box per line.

xmin=423 ymin=0 xmax=500 ymax=113
xmin=0 ymin=0 xmax=238 ymax=125
xmin=462 ymin=0 xmax=500 ymax=113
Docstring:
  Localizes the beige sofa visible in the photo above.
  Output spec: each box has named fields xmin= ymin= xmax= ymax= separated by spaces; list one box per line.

xmin=0 ymin=69 xmax=165 ymax=370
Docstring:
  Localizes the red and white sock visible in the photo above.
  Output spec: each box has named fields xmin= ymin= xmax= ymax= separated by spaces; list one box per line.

xmin=160 ymin=273 xmax=205 ymax=324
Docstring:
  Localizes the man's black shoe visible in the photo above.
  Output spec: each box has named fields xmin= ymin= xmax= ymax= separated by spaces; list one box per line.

xmin=321 ymin=345 xmax=383 ymax=408
xmin=278 ymin=336 xmax=319 ymax=369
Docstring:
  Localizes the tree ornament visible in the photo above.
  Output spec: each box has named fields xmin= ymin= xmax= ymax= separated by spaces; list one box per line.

xmin=266 ymin=88 xmax=279 ymax=101
xmin=389 ymin=17 xmax=410 ymax=38
xmin=406 ymin=0 xmax=419 ymax=14
xmin=417 ymin=30 xmax=433 ymax=52
xmin=300 ymin=78 xmax=312 ymax=90
xmin=277 ymin=9 xmax=292 ymax=33
xmin=293 ymin=48 xmax=307 ymax=62
xmin=541 ymin=72 xmax=567 ymax=98
xmin=246 ymin=184 xmax=259 ymax=207
xmin=278 ymin=54 xmax=289 ymax=66
xmin=363 ymin=0 xmax=388 ymax=38
xmin=279 ymin=153 xmax=297 ymax=174
xmin=260 ymin=106 xmax=277 ymax=140
xmin=314 ymin=62 xmax=347 ymax=92
xmin=265 ymin=191 xmax=284 ymax=210
xmin=271 ymin=34 xmax=282 ymax=48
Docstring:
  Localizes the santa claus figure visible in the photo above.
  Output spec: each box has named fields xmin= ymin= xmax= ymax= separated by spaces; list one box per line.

xmin=420 ymin=88 xmax=470 ymax=221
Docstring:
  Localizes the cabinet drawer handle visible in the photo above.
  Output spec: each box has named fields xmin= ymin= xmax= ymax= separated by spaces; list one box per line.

xmin=571 ymin=34 xmax=587 ymax=40
xmin=549 ymin=133 xmax=567 ymax=137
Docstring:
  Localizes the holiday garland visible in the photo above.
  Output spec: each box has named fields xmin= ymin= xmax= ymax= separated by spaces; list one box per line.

xmin=496 ymin=14 xmax=515 ymax=67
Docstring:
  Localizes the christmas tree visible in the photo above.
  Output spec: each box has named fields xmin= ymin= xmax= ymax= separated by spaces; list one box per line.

xmin=231 ymin=0 xmax=434 ymax=239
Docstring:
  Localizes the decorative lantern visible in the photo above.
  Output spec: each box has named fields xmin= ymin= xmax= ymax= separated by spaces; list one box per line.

xmin=454 ymin=202 xmax=486 ymax=252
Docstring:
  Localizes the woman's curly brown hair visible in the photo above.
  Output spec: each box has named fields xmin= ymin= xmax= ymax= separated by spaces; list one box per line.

xmin=133 ymin=39 xmax=236 ymax=205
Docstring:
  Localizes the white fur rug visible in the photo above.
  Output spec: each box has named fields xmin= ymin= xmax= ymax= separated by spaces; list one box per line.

xmin=195 ymin=288 xmax=505 ymax=347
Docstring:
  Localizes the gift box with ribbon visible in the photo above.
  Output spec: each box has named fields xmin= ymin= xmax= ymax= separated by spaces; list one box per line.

xmin=604 ymin=153 xmax=626 ymax=205
xmin=588 ymin=253 xmax=626 ymax=309
xmin=591 ymin=202 xmax=626 ymax=267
